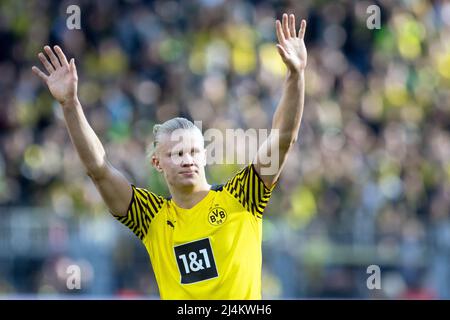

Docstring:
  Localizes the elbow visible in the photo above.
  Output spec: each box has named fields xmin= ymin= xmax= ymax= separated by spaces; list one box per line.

xmin=86 ymin=162 xmax=109 ymax=181
xmin=279 ymin=137 xmax=297 ymax=152
xmin=278 ymin=133 xmax=298 ymax=151
xmin=85 ymin=155 xmax=110 ymax=181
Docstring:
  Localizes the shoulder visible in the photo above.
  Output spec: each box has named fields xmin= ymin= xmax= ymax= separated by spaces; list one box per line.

xmin=129 ymin=184 xmax=168 ymax=213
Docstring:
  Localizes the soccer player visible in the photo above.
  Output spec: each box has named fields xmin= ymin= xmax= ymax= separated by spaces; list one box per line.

xmin=32 ymin=13 xmax=307 ymax=299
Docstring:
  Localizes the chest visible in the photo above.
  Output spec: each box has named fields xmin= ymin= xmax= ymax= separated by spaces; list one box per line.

xmin=145 ymin=194 xmax=262 ymax=285
xmin=169 ymin=199 xmax=243 ymax=245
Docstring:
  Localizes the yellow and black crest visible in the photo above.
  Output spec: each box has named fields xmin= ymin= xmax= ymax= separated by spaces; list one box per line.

xmin=208 ymin=205 xmax=227 ymax=226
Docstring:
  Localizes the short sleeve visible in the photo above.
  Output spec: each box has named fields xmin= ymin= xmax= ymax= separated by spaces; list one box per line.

xmin=223 ymin=163 xmax=276 ymax=219
xmin=113 ymin=185 xmax=165 ymax=241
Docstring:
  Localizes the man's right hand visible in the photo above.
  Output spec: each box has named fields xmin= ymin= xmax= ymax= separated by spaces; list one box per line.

xmin=32 ymin=45 xmax=78 ymax=106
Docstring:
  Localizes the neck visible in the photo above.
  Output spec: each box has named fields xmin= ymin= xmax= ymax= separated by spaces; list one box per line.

xmin=168 ymin=179 xmax=211 ymax=209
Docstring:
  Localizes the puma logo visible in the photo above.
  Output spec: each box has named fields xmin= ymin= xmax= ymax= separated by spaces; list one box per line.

xmin=167 ymin=220 xmax=175 ymax=228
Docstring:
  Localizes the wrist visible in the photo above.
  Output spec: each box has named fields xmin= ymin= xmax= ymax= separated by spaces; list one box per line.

xmin=287 ymin=69 xmax=305 ymax=80
xmin=60 ymin=95 xmax=79 ymax=108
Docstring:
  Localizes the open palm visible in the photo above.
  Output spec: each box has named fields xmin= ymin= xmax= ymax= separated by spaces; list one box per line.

xmin=32 ymin=46 xmax=78 ymax=105
xmin=276 ymin=14 xmax=307 ymax=72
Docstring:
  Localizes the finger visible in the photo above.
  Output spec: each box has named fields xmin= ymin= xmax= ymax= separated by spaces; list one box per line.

xmin=275 ymin=20 xmax=285 ymax=44
xmin=38 ymin=52 xmax=55 ymax=74
xmin=289 ymin=14 xmax=296 ymax=38
xmin=276 ymin=44 xmax=289 ymax=61
xmin=299 ymin=19 xmax=307 ymax=40
xmin=282 ymin=13 xmax=290 ymax=38
xmin=54 ymin=45 xmax=69 ymax=67
xmin=69 ymin=58 xmax=77 ymax=75
xmin=31 ymin=66 xmax=48 ymax=82
xmin=44 ymin=45 xmax=61 ymax=69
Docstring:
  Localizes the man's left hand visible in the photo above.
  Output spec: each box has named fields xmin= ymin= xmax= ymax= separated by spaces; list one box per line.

xmin=275 ymin=13 xmax=308 ymax=73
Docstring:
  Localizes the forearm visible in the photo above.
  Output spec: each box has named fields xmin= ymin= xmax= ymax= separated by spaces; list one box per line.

xmin=272 ymin=70 xmax=305 ymax=146
xmin=61 ymin=97 xmax=108 ymax=178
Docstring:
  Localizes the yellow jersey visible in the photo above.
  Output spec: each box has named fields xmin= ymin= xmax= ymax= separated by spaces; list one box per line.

xmin=114 ymin=164 xmax=276 ymax=299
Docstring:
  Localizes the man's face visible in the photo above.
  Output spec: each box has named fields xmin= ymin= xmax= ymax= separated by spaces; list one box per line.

xmin=152 ymin=128 xmax=207 ymax=188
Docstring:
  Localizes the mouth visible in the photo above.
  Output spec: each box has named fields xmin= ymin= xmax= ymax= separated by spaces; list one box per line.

xmin=179 ymin=171 xmax=197 ymax=176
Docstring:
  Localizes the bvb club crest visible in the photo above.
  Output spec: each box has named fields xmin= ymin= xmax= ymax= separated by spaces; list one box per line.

xmin=208 ymin=205 xmax=227 ymax=226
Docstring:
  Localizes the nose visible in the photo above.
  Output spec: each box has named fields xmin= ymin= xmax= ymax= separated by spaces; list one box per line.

xmin=180 ymin=152 xmax=194 ymax=166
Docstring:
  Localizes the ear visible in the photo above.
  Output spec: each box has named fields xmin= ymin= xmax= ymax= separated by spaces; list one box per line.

xmin=152 ymin=155 xmax=163 ymax=172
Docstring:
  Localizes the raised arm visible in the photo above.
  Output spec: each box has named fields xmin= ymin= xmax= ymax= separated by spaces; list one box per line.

xmin=253 ymin=13 xmax=307 ymax=188
xmin=32 ymin=45 xmax=132 ymax=216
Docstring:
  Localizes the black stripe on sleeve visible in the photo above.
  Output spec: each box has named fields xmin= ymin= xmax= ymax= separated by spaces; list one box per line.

xmin=224 ymin=164 xmax=276 ymax=218
xmin=113 ymin=185 xmax=165 ymax=240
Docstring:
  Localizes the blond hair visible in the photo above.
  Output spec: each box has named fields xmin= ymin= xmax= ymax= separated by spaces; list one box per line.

xmin=146 ymin=117 xmax=202 ymax=158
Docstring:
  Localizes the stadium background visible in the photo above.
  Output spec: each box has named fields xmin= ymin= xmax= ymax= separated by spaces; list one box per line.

xmin=0 ymin=0 xmax=449 ymax=299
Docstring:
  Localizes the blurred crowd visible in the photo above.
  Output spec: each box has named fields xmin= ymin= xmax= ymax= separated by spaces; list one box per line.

xmin=0 ymin=0 xmax=449 ymax=299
